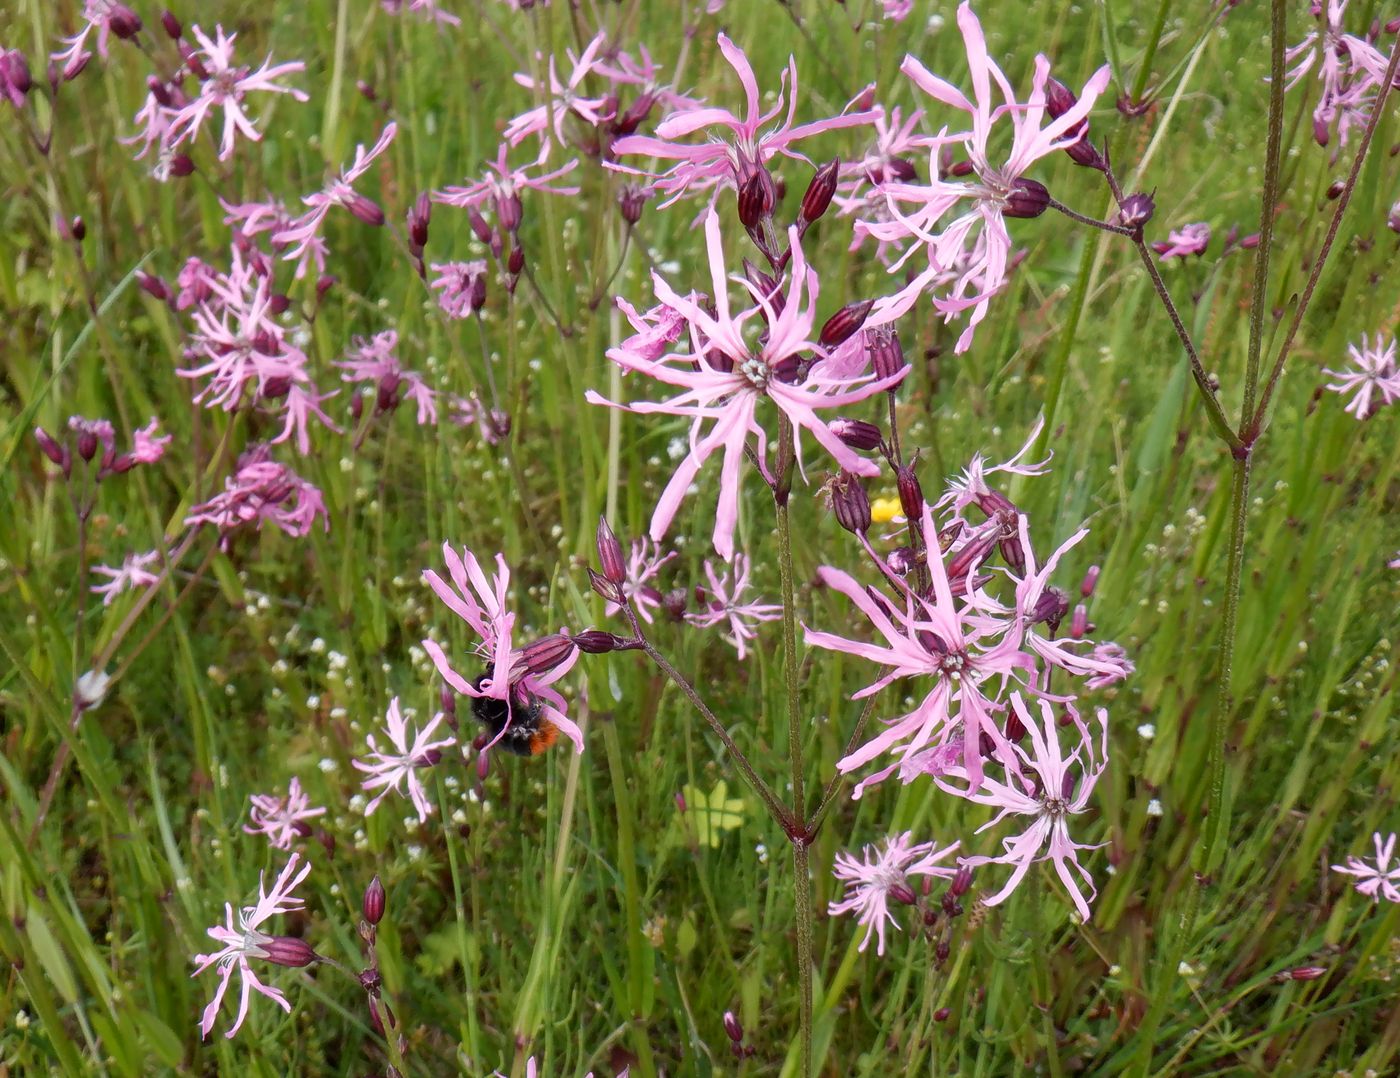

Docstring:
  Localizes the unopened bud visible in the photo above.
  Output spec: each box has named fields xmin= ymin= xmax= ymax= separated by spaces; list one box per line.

xmin=1282 ymin=965 xmax=1327 ymax=981
xmin=1030 ymin=586 xmax=1069 ymax=631
xmin=347 ymin=195 xmax=385 ymax=227
xmin=1080 ymin=565 xmax=1100 ymax=598
xmin=934 ymin=1007 xmax=951 ymax=1022
xmin=34 ymin=427 xmax=65 ymax=466
xmin=829 ymin=418 xmax=882 ymax=451
xmin=498 ymin=193 xmax=523 ymax=233
xmin=831 ymin=472 xmax=871 ymax=535
xmin=1313 ymin=114 xmax=1330 ymax=147
xmin=572 ymin=629 xmax=629 ymax=654
xmin=356 ymin=79 xmax=376 ymax=102
xmin=1045 ymin=76 xmax=1079 ymax=121
xmin=587 ymin=568 xmax=622 ymax=605
xmin=408 ymin=192 xmax=431 ymax=248
xmin=267 ymin=292 xmax=291 ymax=316
xmin=723 ymin=1011 xmax=743 ymax=1043
xmin=1004 ymin=705 xmax=1027 ymax=742
xmin=168 ymin=153 xmax=195 ymax=177
xmin=800 ymin=159 xmax=840 ymax=224
xmin=1003 ymin=178 xmax=1050 ymax=219
xmin=160 ymin=10 xmax=182 ymax=38
xmin=737 ymin=168 xmax=774 ymax=229
xmin=948 ymin=863 xmax=973 ymax=898
xmin=935 ymin=940 xmax=950 ymax=964
xmin=615 ymin=92 xmax=655 ymax=136
xmin=520 ymin=634 xmax=577 ymax=676
xmin=468 ymin=208 xmax=493 ymax=245
xmin=1070 ymin=603 xmax=1089 ymax=639
xmin=819 ymin=299 xmax=874 ymax=349
xmin=619 ymin=184 xmax=647 ymax=225
xmin=136 ymin=271 xmax=170 ymax=302
xmin=108 ymin=4 xmax=143 ymax=40
xmin=75 ymin=669 xmax=111 ymax=710
xmin=596 ymin=516 xmax=626 ymax=584
xmin=3 ymin=49 xmax=32 ymax=98
xmin=363 ymin=876 xmax=386 ymax=926
xmin=888 ymin=882 xmax=917 ymax=906
xmin=260 ymin=936 xmax=319 ymax=968
xmin=507 ymin=245 xmax=524 ymax=276
xmin=896 ymin=463 xmax=924 ymax=522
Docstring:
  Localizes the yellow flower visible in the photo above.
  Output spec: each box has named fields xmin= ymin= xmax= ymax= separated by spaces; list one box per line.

xmin=870 ymin=496 xmax=903 ymax=524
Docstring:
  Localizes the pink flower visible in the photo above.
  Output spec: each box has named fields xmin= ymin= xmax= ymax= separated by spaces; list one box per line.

xmin=1322 ymin=334 xmax=1400 ymax=418
xmin=586 ymin=210 xmax=905 ymax=560
xmin=604 ymin=538 xmax=677 ymax=624
xmin=434 ymin=141 xmax=580 ymax=219
xmin=828 ymin=832 xmax=959 ymax=955
xmin=504 ymin=31 xmax=611 ymax=146
xmin=429 ymin=260 xmax=488 ymax=319
xmin=244 ymin=777 xmax=327 ymax=850
xmin=878 ymin=0 xmax=914 ymax=20
xmin=90 ymin=550 xmax=161 ymax=606
xmin=51 ymin=1 xmax=139 ymax=79
xmin=804 ymin=502 xmax=1039 ymax=796
xmin=1151 ymin=222 xmax=1210 ymax=260
xmin=336 ymin=330 xmax=438 ymax=425
xmin=940 ymin=694 xmax=1107 ymax=922
xmin=865 ymin=3 xmax=1110 ymax=352
xmin=132 ymin=417 xmax=171 ymax=463
xmin=186 ymin=444 xmax=328 ymax=538
xmin=1284 ymin=0 xmax=1394 ymax=147
xmin=610 ymin=33 xmax=876 ymax=207
xmin=166 ymin=25 xmax=308 ymax=160
xmin=191 ymin=854 xmax=313 ymax=1039
xmin=935 ymin=416 xmax=1049 ymax=520
xmin=353 ymin=697 xmax=456 ymax=822
xmin=275 ymin=122 xmax=397 ymax=278
xmin=381 ymin=0 xmax=461 ymax=25
xmin=685 ymin=555 xmax=781 ymax=660
xmin=421 ymin=544 xmax=585 ymax=753
xmin=1332 ymin=832 xmax=1400 ymax=903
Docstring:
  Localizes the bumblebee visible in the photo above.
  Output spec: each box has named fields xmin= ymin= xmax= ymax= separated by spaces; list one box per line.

xmin=469 ymin=673 xmax=558 ymax=756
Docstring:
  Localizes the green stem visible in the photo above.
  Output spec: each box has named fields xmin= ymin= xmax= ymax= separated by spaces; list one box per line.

xmin=1128 ymin=0 xmax=1173 ymax=105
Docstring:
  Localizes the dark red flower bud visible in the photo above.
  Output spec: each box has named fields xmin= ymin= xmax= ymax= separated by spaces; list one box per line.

xmin=108 ymin=4 xmax=143 ymax=40
xmin=1045 ymin=76 xmax=1078 ymax=121
xmin=829 ymin=418 xmax=883 ymax=451
xmin=358 ymin=967 xmax=383 ymax=994
xmin=596 ymin=517 xmax=627 ymax=585
xmin=497 ymin=193 xmax=523 ymax=233
xmin=615 ymin=92 xmax=655 ymax=136
xmin=160 ymin=10 xmax=182 ymax=38
xmin=1080 ymin=565 xmax=1100 ymax=598
xmin=935 ymin=940 xmax=951 ymax=964
xmin=439 ymin=684 xmax=457 ymax=716
xmin=887 ymin=547 xmax=916 ymax=576
xmin=572 ymin=629 xmax=630 ymax=654
xmin=264 ymin=292 xmax=289 ymax=316
xmin=521 ymin=634 xmax=577 ymax=677
xmin=819 ymin=299 xmax=874 ymax=349
xmin=1067 ymin=138 xmax=1107 ymax=170
xmin=408 ymin=192 xmax=431 ymax=248
xmin=75 ymin=427 xmax=98 ymax=463
xmin=1283 ymin=965 xmax=1327 ymax=981
xmin=34 ymin=427 xmax=65 ymax=466
xmin=3 ymin=50 xmax=32 ymax=97
xmin=1070 ymin=603 xmax=1089 ymax=639
xmin=723 ymin=1011 xmax=744 ymax=1043
xmin=1237 ymin=232 xmax=1260 ymax=250
xmin=939 ymin=148 xmax=975 ymax=180
xmin=1387 ymin=16 xmax=1400 ymax=32
xmin=260 ymin=936 xmax=319 ymax=968
xmin=507 ymin=245 xmax=525 ymax=276
xmin=467 ymin=208 xmax=493 ymax=245
xmin=1117 ymin=192 xmax=1155 ymax=234
xmin=1003 ymin=705 xmax=1027 ymax=743
xmin=800 ymin=159 xmax=840 ymax=224
xmin=737 ymin=167 xmax=774 ymax=229
xmin=934 ymin=1007 xmax=951 ymax=1022
xmin=136 ymin=271 xmax=169 ymax=303
xmin=847 ymin=82 xmax=877 ymax=111
xmin=742 ymin=260 xmax=784 ymax=319
xmin=888 ymin=882 xmax=917 ymax=906
xmin=350 ymin=391 xmax=365 ymax=421
xmin=168 ymin=154 xmax=195 ymax=177
xmin=363 ymin=876 xmax=386 ymax=926
xmin=106 ymin=452 xmax=137 ymax=475
xmin=948 ymin=863 xmax=973 ymax=898
xmin=347 ymin=194 xmax=386 ymax=227
xmin=867 ymin=327 xmax=907 ymax=382
xmin=1003 ymin=178 xmax=1050 ymax=219
xmin=896 ymin=463 xmax=924 ymax=522
xmin=262 ymin=375 xmax=292 ymax=401
xmin=618 ymin=184 xmax=647 ymax=225
xmin=1030 ymin=586 xmax=1069 ymax=631
xmin=1313 ymin=113 xmax=1331 ymax=146
xmin=831 ymin=472 xmax=871 ymax=536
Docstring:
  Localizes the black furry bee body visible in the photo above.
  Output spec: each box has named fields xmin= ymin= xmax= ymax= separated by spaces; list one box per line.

xmin=468 ymin=673 xmax=558 ymax=756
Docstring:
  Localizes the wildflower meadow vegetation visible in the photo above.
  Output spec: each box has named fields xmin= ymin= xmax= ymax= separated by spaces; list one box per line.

xmin=4 ymin=0 xmax=1400 ymax=1074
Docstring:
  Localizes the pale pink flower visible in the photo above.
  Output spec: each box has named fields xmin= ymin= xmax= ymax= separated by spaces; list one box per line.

xmin=90 ymin=551 xmax=161 ymax=606
xmin=865 ymin=3 xmax=1111 ymax=352
xmin=505 ymin=31 xmax=612 ymax=146
xmin=185 ymin=444 xmax=328 ymax=538
xmin=940 ymin=694 xmax=1107 ymax=921
xmin=803 ymin=502 xmax=1038 ymax=796
xmin=275 ymin=123 xmax=397 ymax=277
xmin=51 ymin=1 xmax=138 ymax=79
xmin=429 ymin=260 xmax=489 ymax=319
xmin=191 ymin=854 xmax=313 ymax=1039
xmin=353 ymin=697 xmax=456 ymax=822
xmin=131 ymin=418 xmax=172 ymax=463
xmin=1332 ymin=832 xmax=1400 ymax=903
xmin=605 ymin=538 xmax=677 ymax=624
xmin=685 ymin=555 xmax=781 ymax=660
xmin=828 ymin=832 xmax=959 ymax=955
xmin=244 ymin=777 xmax=326 ymax=850
xmin=1151 ymin=222 xmax=1210 ymax=260
xmin=935 ymin=416 xmax=1049 ymax=520
xmin=878 ymin=0 xmax=914 ymax=20
xmin=421 ymin=544 xmax=585 ymax=753
xmin=336 ymin=330 xmax=438 ymax=425
xmin=586 ymin=210 xmax=905 ymax=560
xmin=166 ymin=25 xmax=308 ymax=160
xmin=175 ymin=257 xmax=218 ymax=310
xmin=433 ymin=141 xmax=580 ymax=220
xmin=1284 ymin=0 xmax=1395 ymax=147
xmin=381 ymin=0 xmax=461 ymax=25
xmin=1322 ymin=334 xmax=1400 ymax=419
xmin=1084 ymin=643 xmax=1135 ymax=689
xmin=610 ymin=33 xmax=876 ymax=207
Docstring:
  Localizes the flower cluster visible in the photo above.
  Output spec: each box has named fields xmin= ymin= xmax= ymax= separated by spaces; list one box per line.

xmin=1284 ymin=1 xmax=1398 ymax=149
xmin=1322 ymin=334 xmax=1400 ymax=419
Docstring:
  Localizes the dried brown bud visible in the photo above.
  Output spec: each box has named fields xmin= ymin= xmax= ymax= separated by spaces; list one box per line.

xmin=868 ymin=327 xmax=907 ymax=382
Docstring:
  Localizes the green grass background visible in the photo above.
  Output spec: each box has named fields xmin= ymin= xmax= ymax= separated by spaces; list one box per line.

xmin=1 ymin=0 xmax=1398 ymax=1074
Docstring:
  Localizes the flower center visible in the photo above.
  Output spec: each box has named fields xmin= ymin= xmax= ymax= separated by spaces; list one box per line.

xmin=937 ymin=651 xmax=967 ymax=679
xmin=740 ymin=355 xmax=770 ymax=389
